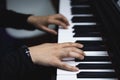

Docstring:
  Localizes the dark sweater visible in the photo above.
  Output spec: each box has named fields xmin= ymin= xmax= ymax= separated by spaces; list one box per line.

xmin=0 ymin=0 xmax=35 ymax=30
xmin=0 ymin=0 xmax=49 ymax=80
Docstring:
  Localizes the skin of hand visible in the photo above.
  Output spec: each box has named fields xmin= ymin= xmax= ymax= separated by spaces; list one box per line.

xmin=27 ymin=14 xmax=69 ymax=35
xmin=29 ymin=42 xmax=85 ymax=72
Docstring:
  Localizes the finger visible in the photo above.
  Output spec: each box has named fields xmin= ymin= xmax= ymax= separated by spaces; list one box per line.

xmin=49 ymin=19 xmax=68 ymax=29
xmin=59 ymin=42 xmax=84 ymax=48
xmin=41 ymin=26 xmax=57 ymax=35
xmin=69 ymin=52 xmax=85 ymax=60
xmin=56 ymin=60 xmax=79 ymax=72
xmin=70 ymin=47 xmax=85 ymax=56
xmin=55 ymin=14 xmax=70 ymax=26
xmin=63 ymin=47 xmax=85 ymax=60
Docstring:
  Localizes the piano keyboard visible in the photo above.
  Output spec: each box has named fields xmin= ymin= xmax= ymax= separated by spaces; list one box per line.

xmin=57 ymin=0 xmax=118 ymax=80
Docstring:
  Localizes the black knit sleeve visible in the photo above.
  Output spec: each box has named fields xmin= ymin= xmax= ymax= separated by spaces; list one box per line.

xmin=0 ymin=46 xmax=36 ymax=80
xmin=0 ymin=9 xmax=35 ymax=30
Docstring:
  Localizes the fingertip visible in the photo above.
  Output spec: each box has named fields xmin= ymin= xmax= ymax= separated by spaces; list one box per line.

xmin=66 ymin=21 xmax=70 ymax=26
xmin=45 ymin=29 xmax=57 ymax=35
xmin=60 ymin=15 xmax=70 ymax=26
xmin=81 ymin=44 xmax=84 ymax=48
xmin=80 ymin=56 xmax=85 ymax=60
xmin=61 ymin=24 xmax=68 ymax=29
xmin=80 ymin=51 xmax=86 ymax=58
xmin=59 ymin=62 xmax=79 ymax=72
xmin=51 ymin=30 xmax=57 ymax=35
xmin=73 ymin=67 xmax=79 ymax=72
xmin=64 ymin=25 xmax=68 ymax=29
xmin=77 ymin=43 xmax=84 ymax=48
xmin=80 ymin=44 xmax=84 ymax=48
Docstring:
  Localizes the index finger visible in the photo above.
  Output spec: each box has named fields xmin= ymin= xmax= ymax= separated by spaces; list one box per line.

xmin=56 ymin=14 xmax=70 ymax=26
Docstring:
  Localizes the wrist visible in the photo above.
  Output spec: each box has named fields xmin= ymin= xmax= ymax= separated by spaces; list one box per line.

xmin=28 ymin=46 xmax=37 ymax=64
xmin=27 ymin=15 xmax=35 ymax=24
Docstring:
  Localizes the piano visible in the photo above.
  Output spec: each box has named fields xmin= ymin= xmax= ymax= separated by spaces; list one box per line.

xmin=57 ymin=0 xmax=120 ymax=80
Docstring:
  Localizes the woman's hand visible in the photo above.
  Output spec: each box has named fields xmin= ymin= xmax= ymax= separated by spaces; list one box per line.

xmin=29 ymin=42 xmax=84 ymax=72
xmin=27 ymin=14 xmax=69 ymax=35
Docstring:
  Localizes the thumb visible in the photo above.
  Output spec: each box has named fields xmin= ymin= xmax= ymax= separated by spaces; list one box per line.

xmin=56 ymin=60 xmax=79 ymax=72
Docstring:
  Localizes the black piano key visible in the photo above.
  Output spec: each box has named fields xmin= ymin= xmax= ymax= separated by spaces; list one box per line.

xmin=82 ymin=46 xmax=106 ymax=51
xmin=77 ymin=41 xmax=106 ymax=51
xmin=76 ymin=63 xmax=113 ymax=69
xmin=71 ymin=0 xmax=92 ymax=6
xmin=75 ymin=56 xmax=110 ymax=62
xmin=73 ymin=32 xmax=101 ymax=37
xmin=73 ymin=29 xmax=99 ymax=33
xmin=72 ymin=25 xmax=98 ymax=28
xmin=76 ymin=41 xmax=104 ymax=46
xmin=71 ymin=7 xmax=93 ymax=14
xmin=72 ymin=25 xmax=100 ymax=32
xmin=72 ymin=16 xmax=97 ymax=23
xmin=77 ymin=72 xmax=117 ymax=78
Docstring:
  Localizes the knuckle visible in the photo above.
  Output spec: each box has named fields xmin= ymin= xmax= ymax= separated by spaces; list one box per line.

xmin=47 ymin=18 xmax=52 ymax=23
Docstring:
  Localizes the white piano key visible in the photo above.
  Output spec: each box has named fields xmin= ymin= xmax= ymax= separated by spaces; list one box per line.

xmin=72 ymin=14 xmax=94 ymax=17
xmin=84 ymin=51 xmax=108 ymax=56
xmin=72 ymin=23 xmax=97 ymax=25
xmin=57 ymin=69 xmax=78 ymax=75
xmin=62 ymin=51 xmax=108 ymax=61
xmin=57 ymin=61 xmax=113 ymax=75
xmin=58 ymin=37 xmax=103 ymax=43
xmin=57 ymin=75 xmax=76 ymax=80
xmin=57 ymin=75 xmax=118 ymax=80
xmin=57 ymin=69 xmax=115 ymax=75
xmin=62 ymin=61 xmax=112 ymax=64
xmin=72 ymin=22 xmax=97 ymax=25
xmin=74 ymin=37 xmax=102 ymax=41
xmin=59 ymin=0 xmax=71 ymax=20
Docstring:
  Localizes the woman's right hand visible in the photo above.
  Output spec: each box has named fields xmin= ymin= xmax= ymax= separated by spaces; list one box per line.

xmin=29 ymin=42 xmax=85 ymax=71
